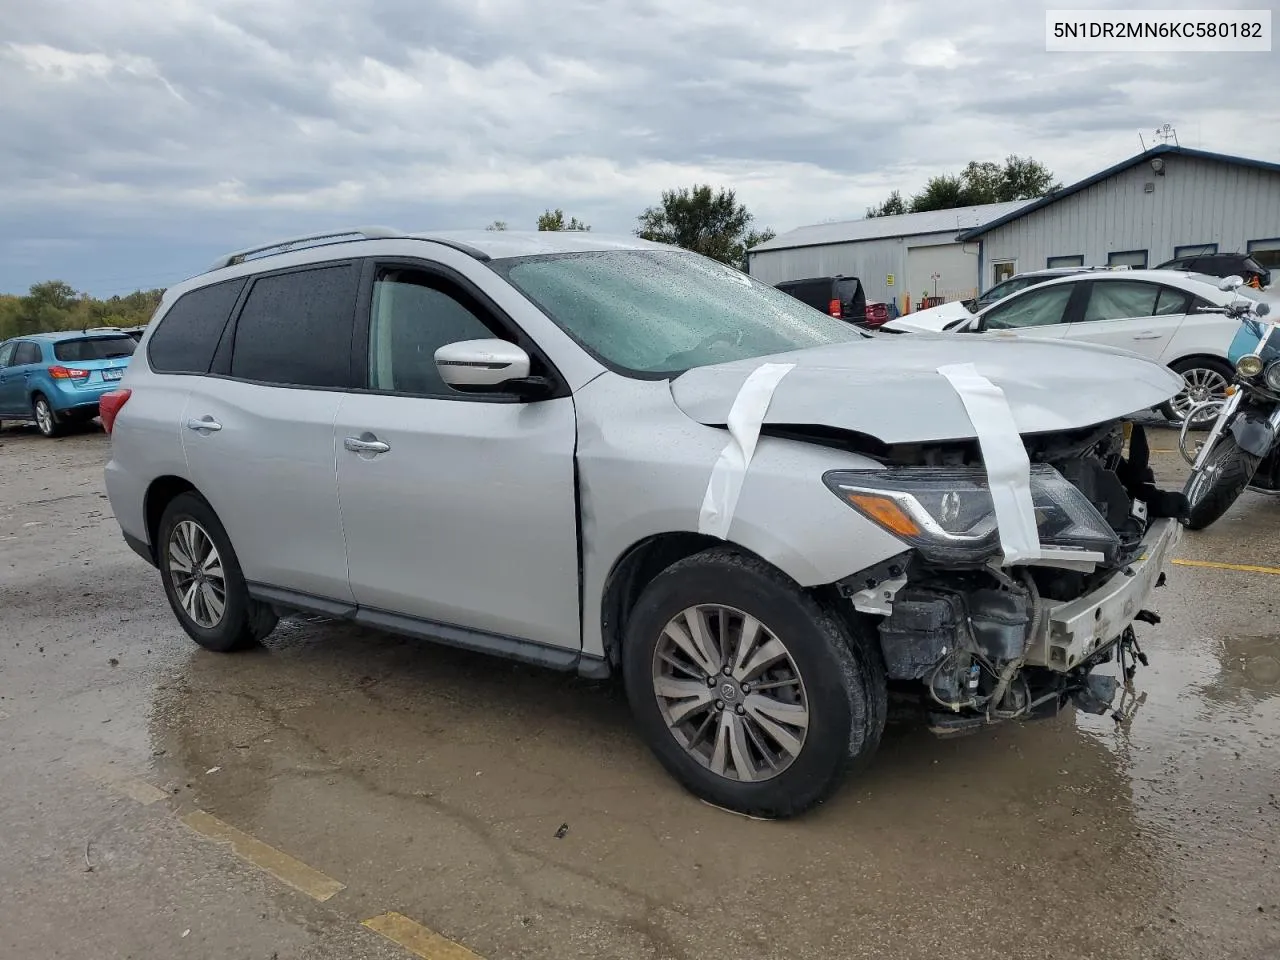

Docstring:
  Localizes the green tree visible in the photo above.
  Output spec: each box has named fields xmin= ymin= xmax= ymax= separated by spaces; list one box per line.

xmin=0 ymin=281 xmax=164 ymax=340
xmin=866 ymin=155 xmax=1061 ymax=216
xmin=865 ymin=190 xmax=909 ymax=218
xmin=536 ymin=208 xmax=590 ymax=231
xmin=636 ymin=185 xmax=774 ymax=266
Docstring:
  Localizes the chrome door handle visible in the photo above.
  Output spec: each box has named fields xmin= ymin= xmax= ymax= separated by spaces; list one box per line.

xmin=186 ymin=417 xmax=222 ymax=432
xmin=344 ymin=436 xmax=390 ymax=454
xmin=1132 ymin=333 xmax=1163 ymax=340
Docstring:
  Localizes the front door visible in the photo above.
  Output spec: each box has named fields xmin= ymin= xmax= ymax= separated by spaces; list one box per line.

xmin=334 ymin=262 xmax=581 ymax=650
xmin=976 ymin=282 xmax=1077 ymax=341
xmin=1063 ymin=280 xmax=1189 ymax=360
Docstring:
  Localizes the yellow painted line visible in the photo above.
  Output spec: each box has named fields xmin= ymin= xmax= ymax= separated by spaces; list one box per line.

xmin=1171 ymin=558 xmax=1280 ymax=576
xmin=181 ymin=810 xmax=345 ymax=902
xmin=1150 ymin=448 xmax=1176 ymax=454
xmin=362 ymin=912 xmax=484 ymax=960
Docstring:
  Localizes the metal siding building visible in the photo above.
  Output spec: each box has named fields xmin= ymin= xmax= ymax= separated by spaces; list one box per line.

xmin=747 ymin=201 xmax=1030 ymax=308
xmin=962 ymin=146 xmax=1280 ymax=289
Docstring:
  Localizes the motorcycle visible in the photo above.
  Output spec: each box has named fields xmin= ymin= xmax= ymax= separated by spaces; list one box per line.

xmin=1179 ymin=277 xmax=1280 ymax=530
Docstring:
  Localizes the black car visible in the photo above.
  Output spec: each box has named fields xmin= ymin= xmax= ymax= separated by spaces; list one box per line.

xmin=1156 ymin=252 xmax=1270 ymax=289
xmin=775 ymin=275 xmax=868 ymax=325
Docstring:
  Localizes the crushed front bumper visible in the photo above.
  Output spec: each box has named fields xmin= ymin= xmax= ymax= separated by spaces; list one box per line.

xmin=1024 ymin=518 xmax=1180 ymax=672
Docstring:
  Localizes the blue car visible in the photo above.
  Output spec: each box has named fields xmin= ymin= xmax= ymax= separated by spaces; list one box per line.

xmin=0 ymin=329 xmax=137 ymax=437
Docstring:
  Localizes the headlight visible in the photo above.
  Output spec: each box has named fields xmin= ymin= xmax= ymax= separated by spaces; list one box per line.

xmin=823 ymin=465 xmax=1120 ymax=565
xmin=1237 ymin=353 xmax=1265 ymax=379
xmin=1266 ymin=360 xmax=1280 ymax=392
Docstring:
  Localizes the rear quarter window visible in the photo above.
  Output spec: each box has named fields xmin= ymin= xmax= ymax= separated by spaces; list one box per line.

xmin=54 ymin=337 xmax=137 ymax=362
xmin=148 ymin=278 xmax=247 ymax=374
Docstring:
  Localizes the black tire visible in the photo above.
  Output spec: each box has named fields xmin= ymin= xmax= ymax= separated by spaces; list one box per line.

xmin=32 ymin=394 xmax=62 ymax=437
xmin=622 ymin=547 xmax=886 ymax=819
xmin=1159 ymin=358 xmax=1235 ymax=425
xmin=1183 ymin=434 xmax=1261 ymax=530
xmin=157 ymin=492 xmax=278 ymax=651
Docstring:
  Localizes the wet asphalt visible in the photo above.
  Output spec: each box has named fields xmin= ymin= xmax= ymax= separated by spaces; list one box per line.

xmin=1 ymin=424 xmax=1278 ymax=960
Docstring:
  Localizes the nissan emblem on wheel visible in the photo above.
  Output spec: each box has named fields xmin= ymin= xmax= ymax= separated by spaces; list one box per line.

xmin=101 ymin=228 xmax=1189 ymax=818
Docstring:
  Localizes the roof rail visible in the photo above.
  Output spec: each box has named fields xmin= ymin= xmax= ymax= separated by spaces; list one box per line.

xmin=207 ymin=227 xmax=402 ymax=271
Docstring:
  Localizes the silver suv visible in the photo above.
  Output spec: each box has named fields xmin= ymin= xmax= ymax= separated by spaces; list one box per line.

xmin=104 ymin=228 xmax=1187 ymax=817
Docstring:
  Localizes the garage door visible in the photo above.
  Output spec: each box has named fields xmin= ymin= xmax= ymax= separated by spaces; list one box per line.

xmin=905 ymin=243 xmax=979 ymax=307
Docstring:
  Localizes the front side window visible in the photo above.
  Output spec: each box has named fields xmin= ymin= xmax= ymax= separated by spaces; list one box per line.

xmin=230 ymin=263 xmax=360 ymax=388
xmin=12 ymin=342 xmax=42 ymax=365
xmin=1154 ymin=287 xmax=1193 ymax=316
xmin=1080 ymin=281 xmax=1161 ymax=322
xmin=368 ymin=270 xmax=501 ymax=396
xmin=492 ymin=250 xmax=860 ymax=376
xmin=54 ymin=336 xmax=137 ymax=362
xmin=982 ymin=284 xmax=1074 ymax=330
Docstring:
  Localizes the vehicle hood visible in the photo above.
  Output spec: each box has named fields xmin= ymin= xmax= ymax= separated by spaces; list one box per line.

xmin=881 ymin=301 xmax=974 ymax=333
xmin=670 ymin=335 xmax=1184 ymax=444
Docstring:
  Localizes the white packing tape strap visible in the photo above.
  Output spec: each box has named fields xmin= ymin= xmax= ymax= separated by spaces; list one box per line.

xmin=936 ymin=362 xmax=1042 ymax=565
xmin=698 ymin=362 xmax=796 ymax=539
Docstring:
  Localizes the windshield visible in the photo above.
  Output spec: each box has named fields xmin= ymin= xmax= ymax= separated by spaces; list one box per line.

xmin=491 ymin=250 xmax=862 ymax=375
xmin=54 ymin=336 xmax=137 ymax=362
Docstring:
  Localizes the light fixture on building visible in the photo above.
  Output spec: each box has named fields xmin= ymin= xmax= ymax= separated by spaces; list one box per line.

xmin=1150 ymin=157 xmax=1166 ymax=176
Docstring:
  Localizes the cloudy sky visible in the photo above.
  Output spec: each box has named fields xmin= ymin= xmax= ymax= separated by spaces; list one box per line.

xmin=1 ymin=0 xmax=1276 ymax=295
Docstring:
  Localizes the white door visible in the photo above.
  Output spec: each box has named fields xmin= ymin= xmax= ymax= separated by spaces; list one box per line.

xmin=1062 ymin=279 xmax=1189 ymax=360
xmin=975 ymin=282 xmax=1076 ymax=341
xmin=333 ymin=262 xmax=582 ymax=651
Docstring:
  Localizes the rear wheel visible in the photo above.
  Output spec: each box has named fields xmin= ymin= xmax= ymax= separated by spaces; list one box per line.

xmin=1183 ymin=434 xmax=1261 ymax=530
xmin=623 ymin=547 xmax=886 ymax=818
xmin=32 ymin=394 xmax=61 ymax=438
xmin=157 ymin=492 xmax=278 ymax=651
xmin=1161 ymin=358 xmax=1234 ymax=427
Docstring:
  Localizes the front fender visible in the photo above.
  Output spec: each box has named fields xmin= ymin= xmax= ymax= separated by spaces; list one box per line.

xmin=1229 ymin=402 xmax=1280 ymax=458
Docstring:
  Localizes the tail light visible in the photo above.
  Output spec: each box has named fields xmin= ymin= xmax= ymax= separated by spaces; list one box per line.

xmin=828 ymin=298 xmax=842 ymax=318
xmin=49 ymin=365 xmax=90 ymax=380
xmin=99 ymin=389 xmax=131 ymax=434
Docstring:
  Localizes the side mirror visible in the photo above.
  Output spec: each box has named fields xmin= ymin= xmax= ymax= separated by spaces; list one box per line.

xmin=1219 ymin=275 xmax=1244 ymax=292
xmin=435 ymin=339 xmax=552 ymax=399
xmin=1257 ymin=301 xmax=1271 ymax=317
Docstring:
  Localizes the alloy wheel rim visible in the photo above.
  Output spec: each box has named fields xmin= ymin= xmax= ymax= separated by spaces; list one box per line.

xmin=168 ymin=520 xmax=227 ymax=629
xmin=1171 ymin=368 xmax=1229 ymax=425
xmin=35 ymin=400 xmax=52 ymax=435
xmin=652 ymin=604 xmax=809 ymax=783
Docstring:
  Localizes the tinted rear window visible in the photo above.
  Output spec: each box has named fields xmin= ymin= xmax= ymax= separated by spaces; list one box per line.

xmin=54 ymin=337 xmax=136 ymax=362
xmin=230 ymin=264 xmax=360 ymax=388
xmin=149 ymin=278 xmax=247 ymax=374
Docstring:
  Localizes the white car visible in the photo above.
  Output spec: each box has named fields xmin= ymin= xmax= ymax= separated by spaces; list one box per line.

xmin=883 ymin=270 xmax=1271 ymax=424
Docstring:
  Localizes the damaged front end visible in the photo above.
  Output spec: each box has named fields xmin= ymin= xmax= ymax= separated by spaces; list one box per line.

xmin=824 ymin=420 xmax=1184 ymax=736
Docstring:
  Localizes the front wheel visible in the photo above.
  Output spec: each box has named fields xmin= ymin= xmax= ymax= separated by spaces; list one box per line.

xmin=1161 ymin=358 xmax=1235 ymax=427
xmin=622 ymin=547 xmax=886 ymax=819
xmin=1183 ymin=434 xmax=1261 ymax=530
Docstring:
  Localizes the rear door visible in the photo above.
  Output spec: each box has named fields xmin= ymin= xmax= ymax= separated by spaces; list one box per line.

xmin=0 ymin=342 xmax=18 ymax=415
xmin=1062 ymin=279 xmax=1187 ymax=360
xmin=180 ymin=261 xmax=360 ymax=603
xmin=1 ymin=341 xmax=44 ymax=415
xmin=976 ymin=282 xmax=1078 ymax=340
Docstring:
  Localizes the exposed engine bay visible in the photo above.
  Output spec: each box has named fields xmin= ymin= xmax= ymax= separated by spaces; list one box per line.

xmin=826 ymin=418 xmax=1187 ymax=737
